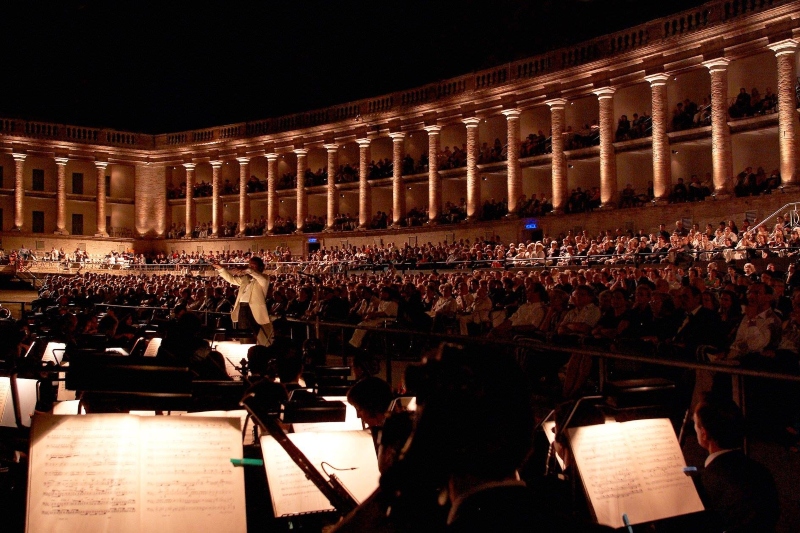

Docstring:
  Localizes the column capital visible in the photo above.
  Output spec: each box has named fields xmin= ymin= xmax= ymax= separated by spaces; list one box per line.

xmin=501 ymin=109 xmax=521 ymax=119
xmin=236 ymin=157 xmax=250 ymax=165
xmin=462 ymin=117 xmax=481 ymax=128
xmin=323 ymin=143 xmax=339 ymax=152
xmin=12 ymin=153 xmax=26 ymax=162
xmin=293 ymin=148 xmax=308 ymax=156
xmin=210 ymin=160 xmax=223 ymax=169
xmin=701 ymin=58 xmax=731 ymax=73
xmin=769 ymin=39 xmax=799 ymax=57
xmin=423 ymin=125 xmax=442 ymax=134
xmin=356 ymin=138 xmax=371 ymax=148
xmin=182 ymin=162 xmax=196 ymax=171
xmin=94 ymin=161 xmax=109 ymax=170
xmin=54 ymin=157 xmax=69 ymax=166
xmin=265 ymin=153 xmax=279 ymax=161
xmin=389 ymin=132 xmax=406 ymax=141
xmin=545 ymin=98 xmax=568 ymax=109
xmin=644 ymin=73 xmax=671 ymax=86
xmin=592 ymin=86 xmax=616 ymax=99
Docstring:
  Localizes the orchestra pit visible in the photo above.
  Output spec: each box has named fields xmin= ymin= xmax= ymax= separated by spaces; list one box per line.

xmin=2 ymin=1 xmax=800 ymax=531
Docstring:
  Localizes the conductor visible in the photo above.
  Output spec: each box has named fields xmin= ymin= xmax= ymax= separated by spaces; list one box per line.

xmin=212 ymin=257 xmax=273 ymax=346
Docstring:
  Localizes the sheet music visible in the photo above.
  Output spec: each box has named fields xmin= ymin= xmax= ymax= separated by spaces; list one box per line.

xmin=0 ymin=378 xmax=38 ymax=428
xmin=27 ymin=414 xmax=141 ymax=533
xmin=139 ymin=417 xmax=246 ymax=533
xmin=57 ymin=366 xmax=76 ymax=402
xmin=43 ymin=342 xmax=66 ymax=364
xmin=143 ymin=338 xmax=162 ymax=358
xmin=292 ymin=397 xmax=363 ymax=433
xmin=0 ymin=378 xmax=9 ymax=424
xmin=52 ymin=401 xmax=85 ymax=415
xmin=180 ymin=410 xmax=252 ymax=445
xmin=210 ymin=341 xmax=253 ymax=378
xmin=27 ymin=414 xmax=246 ymax=533
xmin=568 ymin=418 xmax=703 ymax=528
xmin=260 ymin=430 xmax=380 ymax=517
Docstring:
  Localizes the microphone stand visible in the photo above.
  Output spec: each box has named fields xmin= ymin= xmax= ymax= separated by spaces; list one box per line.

xmin=240 ymin=392 xmax=359 ymax=517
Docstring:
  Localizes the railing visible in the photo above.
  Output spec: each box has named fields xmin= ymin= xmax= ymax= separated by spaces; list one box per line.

xmin=748 ymin=202 xmax=800 ymax=234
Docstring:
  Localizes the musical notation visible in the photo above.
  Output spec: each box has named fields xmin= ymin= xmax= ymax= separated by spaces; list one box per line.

xmin=27 ymin=414 xmax=247 ymax=533
xmin=568 ymin=418 xmax=704 ymax=529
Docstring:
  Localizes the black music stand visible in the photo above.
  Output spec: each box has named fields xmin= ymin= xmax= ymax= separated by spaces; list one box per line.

xmin=65 ymin=351 xmax=192 ymax=412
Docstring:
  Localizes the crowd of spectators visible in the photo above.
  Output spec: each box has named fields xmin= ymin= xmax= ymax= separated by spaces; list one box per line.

xmin=615 ymin=111 xmax=652 ymax=141
xmin=672 ymin=96 xmax=711 ymax=131
xmin=729 ymin=87 xmax=778 ymax=119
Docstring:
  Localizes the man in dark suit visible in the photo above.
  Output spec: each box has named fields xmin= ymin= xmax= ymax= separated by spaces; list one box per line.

xmin=693 ymin=398 xmax=780 ymax=532
xmin=670 ymin=285 xmax=723 ymax=358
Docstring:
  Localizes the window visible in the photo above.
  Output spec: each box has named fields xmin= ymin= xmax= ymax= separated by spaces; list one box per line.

xmin=32 ymin=169 xmax=45 ymax=191
xmin=72 ymin=172 xmax=84 ymax=194
xmin=105 ymin=175 xmax=111 ymax=196
xmin=32 ymin=211 xmax=45 ymax=233
xmin=72 ymin=214 xmax=84 ymax=235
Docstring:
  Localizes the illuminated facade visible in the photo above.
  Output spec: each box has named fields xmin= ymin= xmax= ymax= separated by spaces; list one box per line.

xmin=1 ymin=0 xmax=799 ymax=253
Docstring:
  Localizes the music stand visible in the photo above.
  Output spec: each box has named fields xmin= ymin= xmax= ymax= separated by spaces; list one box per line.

xmin=65 ymin=351 xmax=192 ymax=413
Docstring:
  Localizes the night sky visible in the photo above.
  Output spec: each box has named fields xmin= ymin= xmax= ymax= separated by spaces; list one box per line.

xmin=2 ymin=0 xmax=708 ymax=134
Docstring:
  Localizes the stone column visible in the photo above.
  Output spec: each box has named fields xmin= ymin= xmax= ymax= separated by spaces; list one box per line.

xmin=593 ymin=88 xmax=618 ymax=208
xmin=236 ymin=157 xmax=250 ymax=235
xmin=295 ymin=148 xmax=308 ymax=233
xmin=769 ymin=40 xmax=800 ymax=188
xmin=644 ymin=74 xmax=672 ymax=202
xmin=183 ymin=163 xmax=196 ymax=239
xmin=463 ymin=118 xmax=481 ymax=220
xmin=210 ymin=160 xmax=222 ymax=237
xmin=266 ymin=154 xmax=278 ymax=233
xmin=324 ymin=144 xmax=338 ymax=231
xmin=423 ymin=125 xmax=442 ymax=223
xmin=357 ymin=139 xmax=371 ymax=229
xmin=545 ymin=99 xmax=568 ymax=214
xmin=501 ymin=110 xmax=522 ymax=216
xmin=389 ymin=132 xmax=406 ymax=226
xmin=54 ymin=157 xmax=68 ymax=234
xmin=703 ymin=59 xmax=733 ymax=197
xmin=11 ymin=153 xmax=25 ymax=231
xmin=94 ymin=162 xmax=109 ymax=236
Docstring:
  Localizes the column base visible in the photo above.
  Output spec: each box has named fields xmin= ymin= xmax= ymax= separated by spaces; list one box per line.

xmin=94 ymin=232 xmax=109 ymax=238
xmin=464 ymin=215 xmax=480 ymax=223
xmin=550 ymin=209 xmax=564 ymax=216
xmin=709 ymin=192 xmax=731 ymax=201
xmin=504 ymin=212 xmax=519 ymax=220
xmin=183 ymin=235 xmax=194 ymax=240
xmin=357 ymin=224 xmax=370 ymax=231
xmin=322 ymin=226 xmax=335 ymax=233
xmin=599 ymin=202 xmax=616 ymax=210
xmin=294 ymin=229 xmax=305 ymax=235
xmin=10 ymin=226 xmax=21 ymax=232
xmin=389 ymin=223 xmax=403 ymax=230
xmin=236 ymin=232 xmax=246 ymax=238
xmin=208 ymin=234 xmax=219 ymax=239
xmin=652 ymin=197 xmax=669 ymax=205
xmin=53 ymin=229 xmax=70 ymax=236
xmin=426 ymin=219 xmax=439 ymax=226
xmin=777 ymin=183 xmax=799 ymax=193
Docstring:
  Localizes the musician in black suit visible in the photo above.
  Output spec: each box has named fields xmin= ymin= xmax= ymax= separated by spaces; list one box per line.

xmin=693 ymin=398 xmax=780 ymax=532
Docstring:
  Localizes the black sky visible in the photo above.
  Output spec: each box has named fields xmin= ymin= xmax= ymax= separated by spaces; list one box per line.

xmin=1 ymin=0 xmax=709 ymax=134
